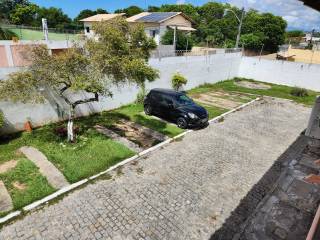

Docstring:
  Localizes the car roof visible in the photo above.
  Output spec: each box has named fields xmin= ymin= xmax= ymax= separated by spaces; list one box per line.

xmin=150 ymin=88 xmax=184 ymax=96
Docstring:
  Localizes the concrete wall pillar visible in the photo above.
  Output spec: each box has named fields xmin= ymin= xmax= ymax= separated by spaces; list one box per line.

xmin=4 ymin=45 xmax=14 ymax=67
xmin=306 ymin=96 xmax=320 ymax=139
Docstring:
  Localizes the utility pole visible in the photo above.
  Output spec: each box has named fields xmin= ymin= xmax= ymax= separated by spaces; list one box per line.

xmin=42 ymin=18 xmax=49 ymax=41
xmin=173 ymin=26 xmax=177 ymax=52
xmin=235 ymin=8 xmax=245 ymax=49
xmin=224 ymin=7 xmax=245 ymax=49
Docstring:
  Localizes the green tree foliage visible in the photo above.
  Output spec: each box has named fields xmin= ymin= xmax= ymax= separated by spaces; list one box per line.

xmin=158 ymin=4 xmax=199 ymax=22
xmin=0 ymin=0 xmax=29 ymax=20
xmin=156 ymin=3 xmax=286 ymax=53
xmin=171 ymin=73 xmax=188 ymax=91
xmin=240 ymin=33 xmax=265 ymax=51
xmin=9 ymin=3 xmax=39 ymax=25
xmin=114 ymin=5 xmax=143 ymax=17
xmin=286 ymin=30 xmax=304 ymax=38
xmin=0 ymin=18 xmax=158 ymax=140
xmin=161 ymin=29 xmax=194 ymax=51
xmin=74 ymin=8 xmax=108 ymax=22
xmin=36 ymin=7 xmax=72 ymax=29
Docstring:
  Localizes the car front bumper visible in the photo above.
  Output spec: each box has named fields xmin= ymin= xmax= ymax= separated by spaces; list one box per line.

xmin=188 ymin=117 xmax=209 ymax=128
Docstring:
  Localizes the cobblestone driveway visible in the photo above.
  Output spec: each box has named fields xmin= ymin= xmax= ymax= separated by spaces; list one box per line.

xmin=0 ymin=98 xmax=310 ymax=240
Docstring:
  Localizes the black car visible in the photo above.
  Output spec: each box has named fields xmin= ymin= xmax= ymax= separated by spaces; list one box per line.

xmin=143 ymin=88 xmax=209 ymax=129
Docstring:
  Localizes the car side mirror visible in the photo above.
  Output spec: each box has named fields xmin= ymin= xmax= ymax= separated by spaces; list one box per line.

xmin=168 ymin=101 xmax=174 ymax=109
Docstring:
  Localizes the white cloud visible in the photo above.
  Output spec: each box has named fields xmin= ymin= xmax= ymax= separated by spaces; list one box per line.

xmin=176 ymin=0 xmax=186 ymax=5
xmin=226 ymin=0 xmax=320 ymax=30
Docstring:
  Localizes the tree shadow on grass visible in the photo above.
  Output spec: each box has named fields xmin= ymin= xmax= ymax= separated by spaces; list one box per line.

xmin=133 ymin=114 xmax=172 ymax=136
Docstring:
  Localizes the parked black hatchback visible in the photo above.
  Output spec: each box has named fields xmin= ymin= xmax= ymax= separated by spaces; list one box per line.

xmin=144 ymin=88 xmax=208 ymax=129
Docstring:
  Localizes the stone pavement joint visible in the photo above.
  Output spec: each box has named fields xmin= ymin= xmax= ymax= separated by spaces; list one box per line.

xmin=19 ymin=146 xmax=69 ymax=189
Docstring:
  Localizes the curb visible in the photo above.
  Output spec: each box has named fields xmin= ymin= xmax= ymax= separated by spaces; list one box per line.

xmin=0 ymin=97 xmax=261 ymax=225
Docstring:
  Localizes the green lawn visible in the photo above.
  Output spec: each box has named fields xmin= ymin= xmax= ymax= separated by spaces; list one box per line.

xmin=113 ymin=104 xmax=184 ymax=137
xmin=8 ymin=28 xmax=80 ymax=41
xmin=188 ymin=78 xmax=318 ymax=106
xmin=0 ymin=159 xmax=55 ymax=210
xmin=0 ymin=128 xmax=135 ymax=184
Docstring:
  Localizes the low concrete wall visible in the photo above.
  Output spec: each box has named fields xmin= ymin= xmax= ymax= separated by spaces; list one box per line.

xmin=238 ymin=57 xmax=320 ymax=91
xmin=0 ymin=52 xmax=242 ymax=133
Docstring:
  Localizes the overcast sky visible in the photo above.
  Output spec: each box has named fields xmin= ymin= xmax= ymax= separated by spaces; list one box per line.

xmin=30 ymin=0 xmax=320 ymax=31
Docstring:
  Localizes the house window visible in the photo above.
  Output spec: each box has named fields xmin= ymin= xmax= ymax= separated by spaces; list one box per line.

xmin=86 ymin=27 xmax=90 ymax=33
xmin=150 ymin=30 xmax=158 ymax=38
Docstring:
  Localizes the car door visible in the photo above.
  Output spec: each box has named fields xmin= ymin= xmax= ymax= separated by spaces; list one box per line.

xmin=158 ymin=95 xmax=175 ymax=120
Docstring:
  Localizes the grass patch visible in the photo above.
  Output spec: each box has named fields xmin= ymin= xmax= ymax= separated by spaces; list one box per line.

xmin=8 ymin=28 xmax=79 ymax=41
xmin=113 ymin=104 xmax=184 ymax=137
xmin=0 ymin=159 xmax=55 ymax=210
xmin=188 ymin=78 xmax=318 ymax=106
xmin=0 ymin=128 xmax=134 ymax=184
xmin=195 ymin=102 xmax=228 ymax=119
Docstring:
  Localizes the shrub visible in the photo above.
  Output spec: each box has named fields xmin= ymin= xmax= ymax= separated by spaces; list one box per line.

xmin=171 ymin=73 xmax=188 ymax=91
xmin=0 ymin=111 xmax=4 ymax=129
xmin=290 ymin=87 xmax=309 ymax=97
xmin=135 ymin=87 xmax=146 ymax=104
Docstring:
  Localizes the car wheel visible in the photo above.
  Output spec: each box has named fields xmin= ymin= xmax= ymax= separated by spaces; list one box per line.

xmin=177 ymin=117 xmax=188 ymax=129
xmin=144 ymin=104 xmax=152 ymax=115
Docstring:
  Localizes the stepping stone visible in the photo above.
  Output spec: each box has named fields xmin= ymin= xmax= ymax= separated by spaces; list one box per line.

xmin=0 ymin=160 xmax=18 ymax=174
xmin=19 ymin=146 xmax=69 ymax=189
xmin=0 ymin=181 xmax=13 ymax=212
xmin=95 ymin=125 xmax=143 ymax=153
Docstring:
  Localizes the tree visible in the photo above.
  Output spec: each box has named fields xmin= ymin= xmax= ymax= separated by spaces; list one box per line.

xmin=36 ymin=7 xmax=72 ymax=29
xmin=0 ymin=0 xmax=29 ymax=21
xmin=0 ymin=18 xmax=158 ymax=141
xmin=114 ymin=5 xmax=143 ymax=17
xmin=242 ymin=10 xmax=287 ymax=52
xmin=171 ymin=73 xmax=187 ymax=91
xmin=9 ymin=3 xmax=39 ymax=25
xmin=240 ymin=33 xmax=265 ymax=51
xmin=286 ymin=30 xmax=304 ymax=38
xmin=74 ymin=8 xmax=108 ymax=22
xmin=161 ymin=29 xmax=194 ymax=51
xmin=148 ymin=6 xmax=160 ymax=12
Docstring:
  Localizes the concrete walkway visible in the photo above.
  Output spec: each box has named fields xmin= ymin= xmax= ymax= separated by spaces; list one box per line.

xmin=19 ymin=146 xmax=69 ymax=189
xmin=0 ymin=98 xmax=310 ymax=240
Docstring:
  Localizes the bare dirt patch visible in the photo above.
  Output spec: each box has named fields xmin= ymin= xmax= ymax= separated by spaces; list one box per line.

xmin=195 ymin=93 xmax=241 ymax=109
xmin=0 ymin=160 xmax=18 ymax=174
xmin=235 ymin=80 xmax=271 ymax=90
xmin=13 ymin=181 xmax=27 ymax=191
xmin=109 ymin=120 xmax=165 ymax=149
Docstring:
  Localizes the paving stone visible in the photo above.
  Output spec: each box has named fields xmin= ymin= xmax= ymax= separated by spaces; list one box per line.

xmin=0 ymin=99 xmax=310 ymax=240
xmin=0 ymin=160 xmax=18 ymax=174
xmin=95 ymin=125 xmax=143 ymax=153
xmin=19 ymin=146 xmax=69 ymax=189
xmin=0 ymin=181 xmax=13 ymax=212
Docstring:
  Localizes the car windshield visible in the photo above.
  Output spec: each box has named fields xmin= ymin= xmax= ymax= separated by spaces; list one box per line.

xmin=176 ymin=95 xmax=194 ymax=105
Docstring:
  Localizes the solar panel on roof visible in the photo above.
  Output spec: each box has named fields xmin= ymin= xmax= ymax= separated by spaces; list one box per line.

xmin=137 ymin=12 xmax=179 ymax=23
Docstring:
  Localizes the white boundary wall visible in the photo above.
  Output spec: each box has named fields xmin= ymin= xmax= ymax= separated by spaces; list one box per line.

xmin=0 ymin=52 xmax=241 ymax=133
xmin=3 ymin=53 xmax=320 ymax=134
xmin=238 ymin=57 xmax=320 ymax=91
